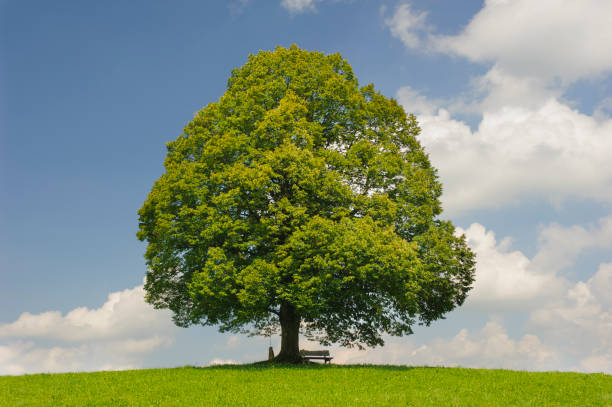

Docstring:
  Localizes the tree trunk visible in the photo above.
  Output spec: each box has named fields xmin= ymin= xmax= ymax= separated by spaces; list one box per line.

xmin=274 ymin=302 xmax=302 ymax=363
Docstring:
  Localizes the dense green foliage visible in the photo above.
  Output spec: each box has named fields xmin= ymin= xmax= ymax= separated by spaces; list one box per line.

xmin=2 ymin=366 xmax=611 ymax=406
xmin=137 ymin=45 xmax=475 ymax=354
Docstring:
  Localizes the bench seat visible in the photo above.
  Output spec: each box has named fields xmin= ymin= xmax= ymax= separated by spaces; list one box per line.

xmin=300 ymin=349 xmax=333 ymax=364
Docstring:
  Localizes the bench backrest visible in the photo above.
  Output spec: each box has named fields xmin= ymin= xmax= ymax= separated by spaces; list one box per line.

xmin=299 ymin=349 xmax=330 ymax=356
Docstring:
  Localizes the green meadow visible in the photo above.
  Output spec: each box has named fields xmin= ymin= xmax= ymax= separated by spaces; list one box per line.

xmin=1 ymin=364 xmax=610 ymax=406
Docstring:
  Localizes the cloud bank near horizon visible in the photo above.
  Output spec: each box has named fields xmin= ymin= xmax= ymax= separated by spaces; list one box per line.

xmin=2 ymin=216 xmax=610 ymax=374
xmin=0 ymin=285 xmax=177 ymax=375
xmin=327 ymin=218 xmax=612 ymax=373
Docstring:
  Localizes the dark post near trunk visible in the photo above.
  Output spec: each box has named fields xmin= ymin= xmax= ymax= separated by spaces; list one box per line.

xmin=274 ymin=302 xmax=302 ymax=363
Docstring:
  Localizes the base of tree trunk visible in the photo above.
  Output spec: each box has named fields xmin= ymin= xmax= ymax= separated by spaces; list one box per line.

xmin=272 ymin=353 xmax=304 ymax=364
xmin=276 ymin=302 xmax=302 ymax=364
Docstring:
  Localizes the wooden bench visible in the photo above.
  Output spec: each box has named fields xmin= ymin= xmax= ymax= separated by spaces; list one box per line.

xmin=300 ymin=349 xmax=333 ymax=364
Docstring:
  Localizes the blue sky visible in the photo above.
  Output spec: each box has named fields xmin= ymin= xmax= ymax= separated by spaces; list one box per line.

xmin=2 ymin=0 xmax=612 ymax=374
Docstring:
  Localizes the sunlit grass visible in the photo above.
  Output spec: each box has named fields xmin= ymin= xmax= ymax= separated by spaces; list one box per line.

xmin=1 ymin=364 xmax=610 ymax=406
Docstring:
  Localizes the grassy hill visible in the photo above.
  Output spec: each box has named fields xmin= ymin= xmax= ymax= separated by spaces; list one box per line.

xmin=1 ymin=364 xmax=610 ymax=406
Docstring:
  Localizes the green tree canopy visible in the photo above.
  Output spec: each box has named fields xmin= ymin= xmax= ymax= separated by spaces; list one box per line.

xmin=137 ymin=45 xmax=475 ymax=362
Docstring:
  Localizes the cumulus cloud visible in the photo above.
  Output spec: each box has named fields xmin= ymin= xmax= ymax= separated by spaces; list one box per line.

xmin=0 ymin=339 xmax=173 ymax=375
xmin=596 ymin=97 xmax=612 ymax=118
xmin=387 ymin=0 xmax=612 ymax=85
xmin=468 ymin=67 xmax=563 ymax=112
xmin=387 ymin=2 xmax=611 ymax=373
xmin=0 ymin=285 xmax=173 ymax=342
xmin=322 ymin=216 xmax=612 ymax=372
xmin=395 ymin=86 xmax=438 ymax=116
xmin=280 ymin=0 xmax=316 ymax=14
xmin=388 ymin=3 xmax=612 ymax=215
xmin=6 ymin=217 xmax=605 ymax=374
xmin=324 ymin=218 xmax=612 ymax=373
xmin=409 ymin=321 xmax=557 ymax=370
xmin=457 ymin=223 xmax=561 ymax=308
xmin=529 ymin=263 xmax=612 ymax=372
xmin=458 ymin=215 xmax=612 ymax=308
xmin=435 ymin=0 xmax=612 ymax=84
xmin=330 ymin=320 xmax=557 ymax=371
xmin=398 ymin=93 xmax=612 ymax=215
xmin=384 ymin=3 xmax=430 ymax=49
xmin=532 ymin=216 xmax=612 ymax=273
xmin=581 ymin=352 xmax=612 ymax=373
xmin=0 ymin=285 xmax=177 ymax=375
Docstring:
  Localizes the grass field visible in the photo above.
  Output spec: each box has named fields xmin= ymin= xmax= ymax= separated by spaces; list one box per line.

xmin=1 ymin=364 xmax=610 ymax=406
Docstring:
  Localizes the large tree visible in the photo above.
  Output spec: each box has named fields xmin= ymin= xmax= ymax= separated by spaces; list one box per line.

xmin=137 ymin=45 xmax=475 ymax=363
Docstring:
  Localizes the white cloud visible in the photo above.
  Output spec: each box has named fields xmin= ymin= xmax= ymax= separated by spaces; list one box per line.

xmin=224 ymin=335 xmax=240 ymax=349
xmin=280 ymin=0 xmax=316 ymax=14
xmin=458 ymin=215 xmax=612 ymax=308
xmin=4 ymin=218 xmax=605 ymax=374
xmin=596 ymin=97 xmax=612 ymax=118
xmin=0 ymin=285 xmax=174 ymax=342
xmin=387 ymin=1 xmax=612 ymax=85
xmin=581 ymin=353 xmax=612 ymax=373
xmin=589 ymin=263 xmax=612 ymax=310
xmin=396 ymin=86 xmax=438 ymax=116
xmin=388 ymin=2 xmax=612 ymax=371
xmin=529 ymin=263 xmax=612 ymax=373
xmin=457 ymin=223 xmax=561 ymax=308
xmin=207 ymin=358 xmax=238 ymax=366
xmin=2 ymin=231 xmax=608 ymax=374
xmin=409 ymin=321 xmax=557 ymax=370
xmin=468 ymin=67 xmax=563 ymax=112
xmin=0 ymin=342 xmax=33 ymax=375
xmin=398 ymin=93 xmax=612 ymax=215
xmin=0 ymin=285 xmax=177 ymax=375
xmin=110 ymin=336 xmax=169 ymax=354
xmin=308 ymin=216 xmax=612 ymax=372
xmin=0 ymin=339 xmax=173 ymax=375
xmin=434 ymin=0 xmax=612 ymax=84
xmin=389 ymin=3 xmax=612 ymax=215
xmin=384 ymin=3 xmax=430 ymax=49
xmin=532 ymin=217 xmax=612 ymax=273
xmin=328 ymin=215 xmax=611 ymax=372
xmin=465 ymin=218 xmax=612 ymax=372
xmin=330 ymin=320 xmax=558 ymax=371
